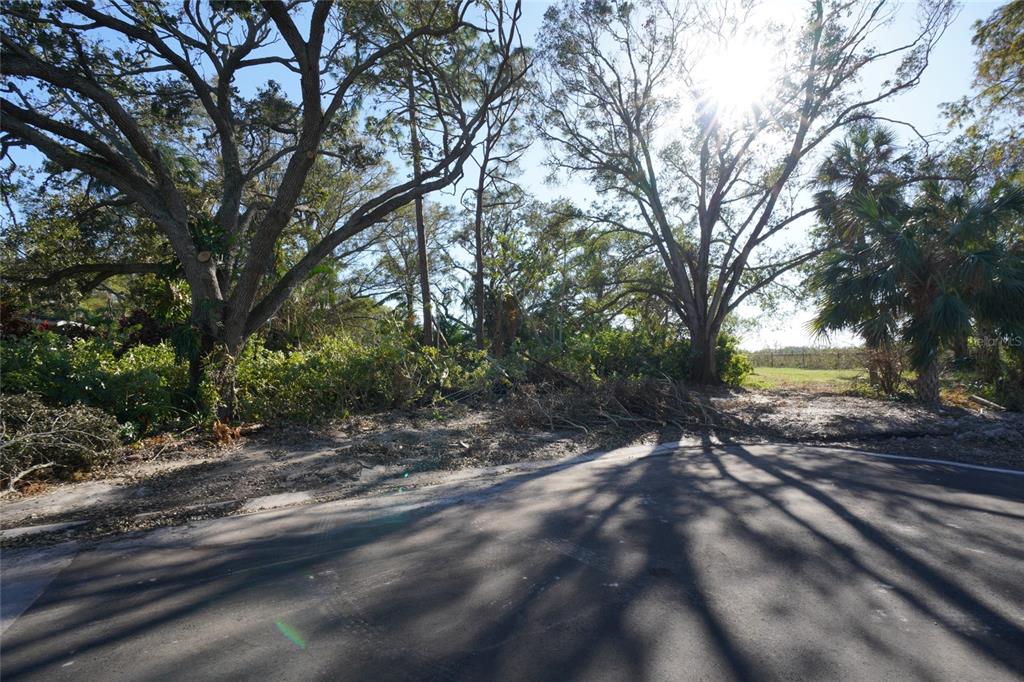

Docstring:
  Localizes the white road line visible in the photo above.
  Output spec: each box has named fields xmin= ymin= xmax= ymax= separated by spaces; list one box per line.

xmin=668 ymin=441 xmax=1024 ymax=477
xmin=836 ymin=450 xmax=1024 ymax=477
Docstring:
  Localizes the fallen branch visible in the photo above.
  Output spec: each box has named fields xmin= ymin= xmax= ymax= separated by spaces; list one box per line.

xmin=520 ymin=350 xmax=585 ymax=388
xmin=5 ymin=462 xmax=61 ymax=492
xmin=969 ymin=395 xmax=1006 ymax=412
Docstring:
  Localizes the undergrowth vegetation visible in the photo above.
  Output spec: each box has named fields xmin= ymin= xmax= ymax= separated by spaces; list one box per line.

xmin=548 ymin=329 xmax=752 ymax=386
xmin=2 ymin=332 xmax=190 ymax=438
xmin=0 ymin=325 xmax=753 ymax=481
xmin=234 ymin=336 xmax=490 ymax=423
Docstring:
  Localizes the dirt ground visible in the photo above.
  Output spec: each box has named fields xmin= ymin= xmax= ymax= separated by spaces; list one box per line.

xmin=713 ymin=389 xmax=1024 ymax=467
xmin=2 ymin=387 xmax=1021 ymax=548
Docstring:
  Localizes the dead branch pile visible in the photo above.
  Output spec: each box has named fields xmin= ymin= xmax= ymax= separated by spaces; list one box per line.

xmin=506 ymin=377 xmax=749 ymax=436
xmin=1 ymin=393 xmax=121 ymax=492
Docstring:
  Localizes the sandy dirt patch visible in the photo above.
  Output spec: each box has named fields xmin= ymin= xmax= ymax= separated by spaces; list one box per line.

xmin=3 ymin=390 xmax=1021 ymax=547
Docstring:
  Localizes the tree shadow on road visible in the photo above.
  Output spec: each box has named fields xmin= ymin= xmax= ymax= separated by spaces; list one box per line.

xmin=3 ymin=440 xmax=1023 ymax=680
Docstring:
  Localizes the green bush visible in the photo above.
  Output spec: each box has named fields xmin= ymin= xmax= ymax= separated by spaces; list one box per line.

xmin=715 ymin=333 xmax=754 ymax=386
xmin=560 ymin=328 xmax=689 ymax=380
xmin=547 ymin=328 xmax=751 ymax=386
xmin=1 ymin=329 xmax=491 ymax=429
xmin=234 ymin=333 xmax=488 ymax=423
xmin=1 ymin=331 xmax=188 ymax=435
xmin=0 ymin=393 xmax=121 ymax=488
xmin=993 ymin=350 xmax=1024 ymax=411
xmin=1 ymin=326 xmax=751 ymax=438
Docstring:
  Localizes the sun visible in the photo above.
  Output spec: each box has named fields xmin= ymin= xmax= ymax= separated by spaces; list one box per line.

xmin=699 ymin=37 xmax=779 ymax=118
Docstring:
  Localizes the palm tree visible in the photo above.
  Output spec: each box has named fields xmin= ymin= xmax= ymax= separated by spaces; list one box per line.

xmin=816 ymin=125 xmax=910 ymax=201
xmin=812 ymin=125 xmax=910 ymax=390
xmin=811 ymin=180 xmax=1024 ymax=404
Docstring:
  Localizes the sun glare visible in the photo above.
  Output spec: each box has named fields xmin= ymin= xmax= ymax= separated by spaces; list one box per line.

xmin=700 ymin=38 xmax=779 ymax=118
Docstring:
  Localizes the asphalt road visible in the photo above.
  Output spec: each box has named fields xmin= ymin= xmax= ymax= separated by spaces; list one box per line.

xmin=2 ymin=443 xmax=1023 ymax=681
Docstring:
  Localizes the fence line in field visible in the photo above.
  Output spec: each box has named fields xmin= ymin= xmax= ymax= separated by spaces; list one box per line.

xmin=745 ymin=349 xmax=866 ymax=370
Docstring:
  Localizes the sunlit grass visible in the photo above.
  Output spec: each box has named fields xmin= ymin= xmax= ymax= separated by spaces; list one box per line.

xmin=742 ymin=366 xmax=865 ymax=391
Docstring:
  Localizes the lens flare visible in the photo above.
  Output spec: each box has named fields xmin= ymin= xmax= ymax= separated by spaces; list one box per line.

xmin=275 ymin=620 xmax=307 ymax=650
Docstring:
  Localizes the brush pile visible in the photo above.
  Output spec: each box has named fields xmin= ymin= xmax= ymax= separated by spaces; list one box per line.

xmin=506 ymin=375 xmax=749 ymax=437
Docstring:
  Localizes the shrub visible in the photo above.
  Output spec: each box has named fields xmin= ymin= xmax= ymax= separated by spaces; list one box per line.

xmin=715 ymin=333 xmax=754 ymax=386
xmin=865 ymin=344 xmax=905 ymax=396
xmin=0 ymin=325 xmax=753 ymax=440
xmin=1 ymin=331 xmax=188 ymax=435
xmin=234 ymin=333 xmax=488 ymax=423
xmin=543 ymin=328 xmax=751 ymax=386
xmin=0 ymin=393 xmax=121 ymax=489
xmin=560 ymin=328 xmax=690 ymax=380
xmin=993 ymin=347 xmax=1024 ymax=411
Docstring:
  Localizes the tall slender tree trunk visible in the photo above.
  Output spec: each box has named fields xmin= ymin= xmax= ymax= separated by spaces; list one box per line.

xmin=914 ymin=354 xmax=941 ymax=405
xmin=414 ymin=195 xmax=432 ymax=346
xmin=472 ymin=157 xmax=489 ymax=350
xmin=407 ymin=74 xmax=433 ymax=346
xmin=404 ymin=282 xmax=416 ymax=334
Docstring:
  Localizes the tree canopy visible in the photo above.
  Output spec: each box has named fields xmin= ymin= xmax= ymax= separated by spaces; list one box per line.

xmin=532 ymin=0 xmax=955 ymax=381
xmin=1 ymin=0 xmax=525 ymax=357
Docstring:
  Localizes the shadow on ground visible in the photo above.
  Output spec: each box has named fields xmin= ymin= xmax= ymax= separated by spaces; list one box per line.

xmin=3 ymin=441 xmax=1023 ymax=680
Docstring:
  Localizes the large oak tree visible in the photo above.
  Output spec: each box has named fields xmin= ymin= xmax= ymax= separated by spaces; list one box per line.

xmin=1 ymin=0 xmax=524 ymax=371
xmin=534 ymin=0 xmax=954 ymax=382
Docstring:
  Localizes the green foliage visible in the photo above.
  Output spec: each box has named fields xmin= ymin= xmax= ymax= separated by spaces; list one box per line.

xmin=812 ymin=184 xmax=1024 ymax=369
xmin=1 ymin=328 xmax=493 ymax=429
xmin=0 ymin=393 xmax=121 ymax=487
xmin=1 ymin=332 xmax=189 ymax=436
xmin=234 ymin=334 xmax=488 ymax=423
xmin=558 ymin=328 xmax=690 ymax=380
xmin=810 ymin=123 xmax=1024 ymax=402
xmin=991 ymin=337 xmax=1024 ymax=410
xmin=715 ymin=333 xmax=754 ymax=386
xmin=943 ymin=2 xmax=1024 ymax=188
xmin=971 ymin=0 xmax=1024 ymax=111
xmin=542 ymin=328 xmax=750 ymax=386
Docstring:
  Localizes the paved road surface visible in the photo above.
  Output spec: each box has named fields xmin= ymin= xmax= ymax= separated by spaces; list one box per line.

xmin=2 ymin=443 xmax=1023 ymax=681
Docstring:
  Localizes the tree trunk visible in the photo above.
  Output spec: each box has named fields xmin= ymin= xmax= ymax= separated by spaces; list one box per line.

xmin=472 ymin=161 xmax=488 ymax=350
xmin=407 ymin=73 xmax=433 ymax=347
xmin=914 ymin=354 xmax=941 ymax=405
xmin=216 ymin=341 xmax=246 ymax=422
xmin=688 ymin=326 xmax=719 ymax=385
xmin=404 ymin=283 xmax=416 ymax=335
xmin=186 ymin=331 xmax=215 ymax=411
xmin=952 ymin=330 xmax=970 ymax=364
xmin=414 ymin=195 xmax=433 ymax=346
xmin=183 ymin=329 xmax=245 ymax=422
xmin=975 ymin=321 xmax=1000 ymax=382
xmin=864 ymin=335 xmax=880 ymax=386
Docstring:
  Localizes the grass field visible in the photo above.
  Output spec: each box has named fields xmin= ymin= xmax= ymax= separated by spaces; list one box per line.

xmin=742 ymin=366 xmax=865 ymax=390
